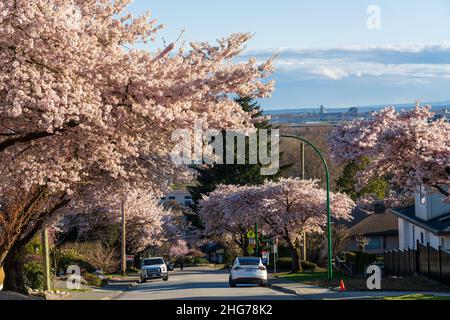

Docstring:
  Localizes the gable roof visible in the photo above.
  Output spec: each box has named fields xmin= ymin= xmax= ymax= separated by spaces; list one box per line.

xmin=349 ymin=211 xmax=399 ymax=237
xmin=390 ymin=206 xmax=450 ymax=235
xmin=338 ymin=207 xmax=370 ymax=228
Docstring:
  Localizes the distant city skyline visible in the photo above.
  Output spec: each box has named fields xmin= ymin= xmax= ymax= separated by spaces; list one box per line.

xmin=128 ymin=0 xmax=450 ymax=110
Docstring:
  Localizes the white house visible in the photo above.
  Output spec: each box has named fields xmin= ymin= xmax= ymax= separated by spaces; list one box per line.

xmin=390 ymin=186 xmax=450 ymax=251
xmin=160 ymin=190 xmax=193 ymax=208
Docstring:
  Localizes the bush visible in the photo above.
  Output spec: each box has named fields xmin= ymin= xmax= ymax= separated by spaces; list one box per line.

xmin=354 ymin=252 xmax=377 ymax=273
xmin=83 ymin=272 xmax=104 ymax=287
xmin=23 ymin=261 xmax=44 ymax=290
xmin=269 ymin=257 xmax=318 ymax=271
xmin=345 ymin=251 xmax=377 ymax=273
xmin=194 ymin=257 xmax=210 ymax=264
xmin=58 ymin=248 xmax=97 ymax=275
xmin=345 ymin=251 xmax=357 ymax=263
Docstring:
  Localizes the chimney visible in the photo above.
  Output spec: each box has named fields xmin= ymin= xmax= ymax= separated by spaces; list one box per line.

xmin=374 ymin=202 xmax=386 ymax=214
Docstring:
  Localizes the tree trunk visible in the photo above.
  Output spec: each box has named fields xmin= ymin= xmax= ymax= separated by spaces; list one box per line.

xmin=288 ymin=242 xmax=303 ymax=273
xmin=3 ymin=240 xmax=28 ymax=294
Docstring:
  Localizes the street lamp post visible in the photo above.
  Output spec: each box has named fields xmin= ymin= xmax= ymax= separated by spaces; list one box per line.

xmin=282 ymin=135 xmax=333 ymax=280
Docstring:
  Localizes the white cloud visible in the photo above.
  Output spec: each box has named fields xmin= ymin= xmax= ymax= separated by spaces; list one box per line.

xmin=240 ymin=42 xmax=450 ymax=81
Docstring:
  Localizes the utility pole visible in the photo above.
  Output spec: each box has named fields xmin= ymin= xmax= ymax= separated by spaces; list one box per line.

xmin=300 ymin=142 xmax=307 ymax=261
xmin=255 ymin=223 xmax=259 ymax=257
xmin=41 ymin=227 xmax=51 ymax=291
xmin=121 ymin=199 xmax=126 ymax=277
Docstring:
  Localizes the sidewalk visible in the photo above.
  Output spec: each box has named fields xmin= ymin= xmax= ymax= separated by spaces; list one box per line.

xmin=52 ymin=275 xmax=139 ymax=300
xmin=269 ymin=276 xmax=450 ymax=300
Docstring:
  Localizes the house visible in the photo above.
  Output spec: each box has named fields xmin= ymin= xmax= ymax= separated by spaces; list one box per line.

xmin=160 ymin=190 xmax=193 ymax=208
xmin=390 ymin=186 xmax=450 ymax=251
xmin=345 ymin=206 xmax=399 ymax=254
xmin=160 ymin=190 xmax=200 ymax=244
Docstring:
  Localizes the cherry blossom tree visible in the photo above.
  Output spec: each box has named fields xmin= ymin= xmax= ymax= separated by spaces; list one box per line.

xmin=199 ymin=185 xmax=262 ymax=256
xmin=199 ymin=179 xmax=354 ymax=271
xmin=56 ymin=187 xmax=170 ymax=255
xmin=0 ymin=0 xmax=274 ymax=289
xmin=329 ymin=105 xmax=450 ymax=202
xmin=169 ymin=239 xmax=189 ymax=260
xmin=255 ymin=178 xmax=354 ymax=272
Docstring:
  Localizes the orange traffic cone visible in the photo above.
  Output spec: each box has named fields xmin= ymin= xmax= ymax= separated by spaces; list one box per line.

xmin=338 ymin=280 xmax=346 ymax=292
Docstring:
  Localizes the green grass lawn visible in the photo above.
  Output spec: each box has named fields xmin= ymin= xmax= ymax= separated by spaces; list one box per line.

xmin=277 ymin=268 xmax=347 ymax=283
xmin=277 ymin=270 xmax=450 ymax=292
xmin=383 ymin=294 xmax=450 ymax=300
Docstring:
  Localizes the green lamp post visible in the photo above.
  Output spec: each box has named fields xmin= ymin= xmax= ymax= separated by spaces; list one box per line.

xmin=282 ymin=135 xmax=333 ymax=280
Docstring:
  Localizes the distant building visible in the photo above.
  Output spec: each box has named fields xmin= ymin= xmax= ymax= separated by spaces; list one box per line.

xmin=347 ymin=107 xmax=358 ymax=116
xmin=319 ymin=105 xmax=326 ymax=114
xmin=160 ymin=190 xmax=193 ymax=208
xmin=160 ymin=190 xmax=200 ymax=244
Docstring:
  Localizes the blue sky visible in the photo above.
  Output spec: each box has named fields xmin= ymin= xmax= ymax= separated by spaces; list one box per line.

xmin=128 ymin=0 xmax=450 ymax=109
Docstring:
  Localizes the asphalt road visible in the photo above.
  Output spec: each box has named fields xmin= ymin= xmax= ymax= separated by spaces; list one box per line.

xmin=115 ymin=267 xmax=301 ymax=300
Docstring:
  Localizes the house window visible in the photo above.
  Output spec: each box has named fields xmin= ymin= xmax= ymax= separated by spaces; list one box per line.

xmin=420 ymin=232 xmax=424 ymax=244
xmin=184 ymin=200 xmax=192 ymax=207
xmin=419 ymin=186 xmax=427 ymax=206
xmin=168 ymin=196 xmax=176 ymax=200
xmin=366 ymin=236 xmax=382 ymax=250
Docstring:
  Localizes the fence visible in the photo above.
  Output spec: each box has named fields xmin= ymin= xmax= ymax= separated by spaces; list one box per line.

xmin=385 ymin=240 xmax=450 ymax=287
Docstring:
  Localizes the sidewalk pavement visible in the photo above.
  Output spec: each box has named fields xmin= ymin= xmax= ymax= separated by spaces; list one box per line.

xmin=269 ymin=276 xmax=450 ymax=300
xmin=52 ymin=275 xmax=139 ymax=300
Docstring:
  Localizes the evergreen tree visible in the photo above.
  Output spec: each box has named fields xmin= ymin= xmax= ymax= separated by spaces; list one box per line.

xmin=336 ymin=158 xmax=390 ymax=201
xmin=187 ymin=97 xmax=290 ymax=228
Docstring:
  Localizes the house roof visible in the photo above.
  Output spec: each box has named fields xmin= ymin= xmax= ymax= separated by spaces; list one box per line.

xmin=390 ymin=206 xmax=450 ymax=235
xmin=338 ymin=207 xmax=370 ymax=228
xmin=349 ymin=211 xmax=399 ymax=237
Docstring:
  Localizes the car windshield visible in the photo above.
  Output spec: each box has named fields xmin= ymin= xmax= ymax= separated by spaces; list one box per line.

xmin=238 ymin=258 xmax=260 ymax=265
xmin=143 ymin=258 xmax=164 ymax=266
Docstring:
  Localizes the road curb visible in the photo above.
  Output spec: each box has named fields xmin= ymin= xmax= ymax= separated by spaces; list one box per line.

xmin=270 ymin=284 xmax=301 ymax=296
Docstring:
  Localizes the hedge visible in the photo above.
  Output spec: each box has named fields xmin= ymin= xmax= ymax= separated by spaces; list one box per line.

xmin=269 ymin=257 xmax=318 ymax=271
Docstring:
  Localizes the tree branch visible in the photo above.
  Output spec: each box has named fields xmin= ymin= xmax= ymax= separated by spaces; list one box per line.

xmin=0 ymin=121 xmax=79 ymax=153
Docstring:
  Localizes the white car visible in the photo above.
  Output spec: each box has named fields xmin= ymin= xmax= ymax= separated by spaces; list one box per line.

xmin=140 ymin=257 xmax=169 ymax=283
xmin=229 ymin=257 xmax=268 ymax=287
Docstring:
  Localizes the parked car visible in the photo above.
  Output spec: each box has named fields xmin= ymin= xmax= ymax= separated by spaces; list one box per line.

xmin=140 ymin=257 xmax=169 ymax=283
xmin=229 ymin=257 xmax=268 ymax=287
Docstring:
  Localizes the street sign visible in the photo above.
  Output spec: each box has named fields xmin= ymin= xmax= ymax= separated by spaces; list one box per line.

xmin=273 ymin=244 xmax=278 ymax=254
xmin=248 ymin=238 xmax=256 ymax=245
xmin=247 ymin=246 xmax=254 ymax=255
xmin=261 ymin=251 xmax=269 ymax=265
xmin=126 ymin=255 xmax=134 ymax=262
xmin=247 ymin=230 xmax=255 ymax=239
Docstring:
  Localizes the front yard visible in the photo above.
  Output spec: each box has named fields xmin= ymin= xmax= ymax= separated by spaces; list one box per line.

xmin=276 ymin=270 xmax=450 ymax=292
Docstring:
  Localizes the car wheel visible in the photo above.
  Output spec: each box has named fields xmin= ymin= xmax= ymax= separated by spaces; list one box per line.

xmin=141 ymin=278 xmax=147 ymax=283
xmin=163 ymin=276 xmax=169 ymax=281
xmin=229 ymin=277 xmax=237 ymax=288
xmin=260 ymin=281 xmax=268 ymax=287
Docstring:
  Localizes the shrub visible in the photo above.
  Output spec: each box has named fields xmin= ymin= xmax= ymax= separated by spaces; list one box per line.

xmin=354 ymin=252 xmax=377 ymax=273
xmin=345 ymin=251 xmax=357 ymax=263
xmin=58 ymin=248 xmax=97 ymax=274
xmin=23 ymin=261 xmax=44 ymax=290
xmin=55 ymin=242 xmax=118 ymax=275
xmin=194 ymin=257 xmax=210 ymax=264
xmin=345 ymin=251 xmax=377 ymax=273
xmin=269 ymin=257 xmax=318 ymax=271
xmin=83 ymin=272 xmax=104 ymax=287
